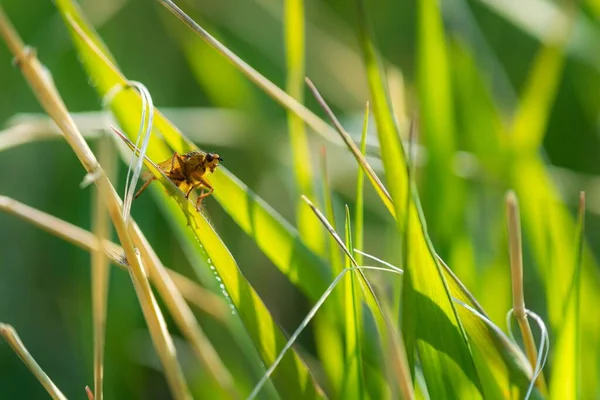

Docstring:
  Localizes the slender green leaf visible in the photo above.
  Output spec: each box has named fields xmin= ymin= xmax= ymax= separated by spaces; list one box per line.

xmin=341 ymin=206 xmax=364 ymax=400
xmin=356 ymin=1 xmax=482 ymax=397
xmin=313 ymin=147 xmax=345 ymax=396
xmin=54 ymin=4 xmax=327 ymax=398
xmin=353 ymin=103 xmax=369 ymax=266
xmin=284 ymin=0 xmax=325 ymax=256
xmin=417 ymin=0 xmax=463 ymax=251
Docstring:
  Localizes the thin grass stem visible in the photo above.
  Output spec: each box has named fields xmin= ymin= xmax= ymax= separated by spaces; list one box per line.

xmin=0 ymin=324 xmax=67 ymax=400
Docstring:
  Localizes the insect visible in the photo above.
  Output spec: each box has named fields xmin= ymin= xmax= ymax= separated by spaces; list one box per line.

xmin=134 ymin=151 xmax=223 ymax=210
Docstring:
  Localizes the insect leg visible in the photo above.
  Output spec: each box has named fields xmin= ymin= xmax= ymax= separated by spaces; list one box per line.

xmin=195 ymin=178 xmax=214 ymax=210
xmin=134 ymin=177 xmax=155 ymax=199
xmin=185 ymin=182 xmax=201 ymax=199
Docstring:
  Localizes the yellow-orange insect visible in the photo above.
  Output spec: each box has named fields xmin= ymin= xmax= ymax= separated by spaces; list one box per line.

xmin=135 ymin=151 xmax=223 ymax=210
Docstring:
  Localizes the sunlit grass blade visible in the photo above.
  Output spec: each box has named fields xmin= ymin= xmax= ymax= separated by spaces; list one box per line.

xmin=0 ymin=324 xmax=67 ymax=400
xmin=110 ymin=126 xmax=326 ymax=398
xmin=128 ymin=223 xmax=238 ymax=398
xmin=284 ymin=0 xmax=324 ymax=256
xmin=353 ymin=103 xmax=369 ymax=266
xmin=312 ymin=147 xmax=345 ymax=395
xmin=549 ymin=192 xmax=585 ymax=399
xmin=320 ymin=148 xmax=343 ymax=277
xmin=53 ymin=6 xmax=330 ymax=395
xmin=143 ymin=168 xmax=328 ymax=400
xmin=341 ymin=206 xmax=364 ymax=399
xmin=57 ymin=2 xmax=332 ymax=303
xmin=356 ymin=0 xmax=483 ymax=397
xmin=90 ymin=135 xmax=114 ymax=400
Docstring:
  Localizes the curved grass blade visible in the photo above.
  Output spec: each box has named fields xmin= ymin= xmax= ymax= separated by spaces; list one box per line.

xmin=53 ymin=4 xmax=328 ymax=397
xmin=315 ymin=147 xmax=345 ymax=395
xmin=284 ymin=0 xmax=325 ymax=256
xmin=55 ymin=0 xmax=331 ymax=304
xmin=354 ymin=103 xmax=369 ymax=266
xmin=111 ymin=127 xmax=326 ymax=398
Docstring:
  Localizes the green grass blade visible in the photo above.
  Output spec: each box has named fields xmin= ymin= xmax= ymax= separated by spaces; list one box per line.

xmin=53 ymin=4 xmax=327 ymax=398
xmin=284 ymin=0 xmax=325 ymax=256
xmin=417 ymin=0 xmax=463 ymax=250
xmin=549 ymin=192 xmax=585 ymax=399
xmin=55 ymin=0 xmax=331 ymax=304
xmin=356 ymin=0 xmax=482 ymax=397
xmin=314 ymin=148 xmax=345 ymax=396
xmin=320 ymin=149 xmax=343 ymax=277
xmin=353 ymin=103 xmax=369 ymax=266
xmin=155 ymin=184 xmax=326 ymax=399
xmin=341 ymin=206 xmax=364 ymax=400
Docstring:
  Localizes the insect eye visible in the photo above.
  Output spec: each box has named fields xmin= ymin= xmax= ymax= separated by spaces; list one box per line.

xmin=206 ymin=153 xmax=214 ymax=162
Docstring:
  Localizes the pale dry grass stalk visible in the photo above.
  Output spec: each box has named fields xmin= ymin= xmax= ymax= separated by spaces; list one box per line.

xmin=0 ymin=195 xmax=230 ymax=321
xmin=506 ymin=190 xmax=548 ymax=393
xmin=90 ymin=135 xmax=114 ymax=400
xmin=0 ymin=324 xmax=67 ymax=400
xmin=0 ymin=7 xmax=192 ymax=399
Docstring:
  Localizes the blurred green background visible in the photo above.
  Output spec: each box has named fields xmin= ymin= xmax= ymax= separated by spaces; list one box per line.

xmin=1 ymin=0 xmax=600 ymax=398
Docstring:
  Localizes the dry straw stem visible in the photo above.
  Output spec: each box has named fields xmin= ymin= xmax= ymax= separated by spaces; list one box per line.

xmin=305 ymin=78 xmax=394 ymax=216
xmin=0 ymin=195 xmax=229 ymax=322
xmin=158 ymin=0 xmax=342 ymax=146
xmin=505 ymin=191 xmax=548 ymax=393
xmin=0 ymin=8 xmax=192 ymax=399
xmin=0 ymin=324 xmax=67 ymax=400
xmin=91 ymin=136 xmax=114 ymax=400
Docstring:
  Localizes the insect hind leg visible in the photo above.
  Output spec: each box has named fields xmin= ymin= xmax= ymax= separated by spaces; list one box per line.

xmin=134 ymin=177 xmax=155 ymax=199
